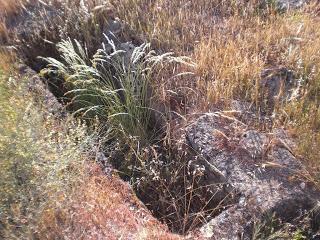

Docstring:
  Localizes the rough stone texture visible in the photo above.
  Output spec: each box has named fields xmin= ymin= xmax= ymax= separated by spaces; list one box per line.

xmin=260 ymin=67 xmax=296 ymax=112
xmin=185 ymin=112 xmax=320 ymax=239
xmin=257 ymin=0 xmax=308 ymax=13
xmin=18 ymin=64 xmax=64 ymax=116
xmin=275 ymin=0 xmax=307 ymax=11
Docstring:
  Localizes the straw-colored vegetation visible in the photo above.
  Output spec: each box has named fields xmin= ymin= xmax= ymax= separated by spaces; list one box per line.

xmin=0 ymin=61 xmax=87 ymax=238
xmin=0 ymin=54 xmax=177 ymax=239
xmin=1 ymin=0 xmax=320 ymax=238
xmin=111 ymin=0 xmax=320 ymax=180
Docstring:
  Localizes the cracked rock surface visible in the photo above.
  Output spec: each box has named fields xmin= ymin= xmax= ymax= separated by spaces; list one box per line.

xmin=186 ymin=112 xmax=320 ymax=239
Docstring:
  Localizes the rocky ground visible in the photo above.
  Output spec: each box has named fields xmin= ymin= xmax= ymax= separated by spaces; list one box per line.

xmin=1 ymin=0 xmax=320 ymax=239
xmin=18 ymin=59 xmax=320 ymax=239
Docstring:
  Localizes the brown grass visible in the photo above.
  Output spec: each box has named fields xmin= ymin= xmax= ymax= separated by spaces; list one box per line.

xmin=37 ymin=164 xmax=180 ymax=240
xmin=109 ymin=0 xmax=320 ymax=181
xmin=0 ymin=0 xmax=27 ymax=44
xmin=0 ymin=22 xmax=8 ymax=43
xmin=110 ymin=0 xmax=272 ymax=53
xmin=0 ymin=0 xmax=26 ymax=16
xmin=109 ymin=1 xmax=282 ymax=105
xmin=0 ymin=50 xmax=15 ymax=72
xmin=0 ymin=59 xmax=178 ymax=239
xmin=1 ymin=0 xmax=320 ymax=237
xmin=278 ymin=13 xmax=320 ymax=182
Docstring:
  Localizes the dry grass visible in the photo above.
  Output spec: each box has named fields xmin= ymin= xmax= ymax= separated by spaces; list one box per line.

xmin=0 ymin=0 xmax=26 ymax=16
xmin=37 ymin=164 xmax=179 ymax=240
xmin=2 ymin=0 xmax=320 ymax=237
xmin=109 ymin=0 xmax=320 ymax=181
xmin=12 ymin=0 xmax=135 ymax=71
xmin=0 ymin=0 xmax=27 ymax=43
xmin=108 ymin=1 xmax=282 ymax=106
xmin=0 ymin=57 xmax=178 ymax=239
xmin=0 ymin=50 xmax=15 ymax=72
xmin=110 ymin=0 xmax=272 ymax=53
xmin=278 ymin=13 xmax=320 ymax=182
xmin=0 ymin=23 xmax=8 ymax=43
xmin=109 ymin=1 xmax=275 ymax=107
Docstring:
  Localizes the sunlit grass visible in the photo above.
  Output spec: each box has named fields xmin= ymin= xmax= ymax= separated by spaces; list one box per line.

xmin=0 ymin=63 xmax=177 ymax=238
xmin=0 ymin=68 xmax=91 ymax=238
xmin=40 ymin=37 xmax=193 ymax=144
xmin=109 ymin=0 xmax=320 ymax=180
xmin=1 ymin=0 xmax=320 ymax=236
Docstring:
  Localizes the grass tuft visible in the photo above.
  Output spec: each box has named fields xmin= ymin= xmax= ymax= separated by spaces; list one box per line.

xmin=40 ymin=37 xmax=191 ymax=143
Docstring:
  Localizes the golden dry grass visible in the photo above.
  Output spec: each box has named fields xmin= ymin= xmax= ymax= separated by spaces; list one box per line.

xmin=0 ymin=23 xmax=8 ymax=43
xmin=110 ymin=1 xmax=279 ymax=104
xmin=1 ymin=0 xmax=320 ymax=237
xmin=278 ymin=13 xmax=320 ymax=180
xmin=110 ymin=0 xmax=320 ymax=181
xmin=0 ymin=0 xmax=25 ymax=15
xmin=0 ymin=0 xmax=26 ymax=43
xmin=0 ymin=59 xmax=178 ymax=239
xmin=37 ymin=164 xmax=180 ymax=240
xmin=0 ymin=50 xmax=15 ymax=72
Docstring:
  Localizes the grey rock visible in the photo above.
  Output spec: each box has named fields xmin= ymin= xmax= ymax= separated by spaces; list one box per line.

xmin=119 ymin=42 xmax=136 ymax=66
xmin=276 ymin=0 xmax=307 ymax=11
xmin=259 ymin=0 xmax=308 ymax=11
xmin=186 ymin=112 xmax=320 ymax=239
xmin=239 ymin=130 xmax=268 ymax=159
xmin=260 ymin=67 xmax=296 ymax=111
xmin=119 ymin=42 xmax=135 ymax=55
xmin=230 ymin=100 xmax=273 ymax=129
xmin=18 ymin=64 xmax=64 ymax=116
xmin=109 ymin=19 xmax=122 ymax=34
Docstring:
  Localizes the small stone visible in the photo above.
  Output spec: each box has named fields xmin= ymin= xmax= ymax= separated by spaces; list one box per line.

xmin=109 ymin=19 xmax=121 ymax=33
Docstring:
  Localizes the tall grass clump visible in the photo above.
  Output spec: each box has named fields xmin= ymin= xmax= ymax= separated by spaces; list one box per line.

xmin=41 ymin=37 xmax=191 ymax=144
xmin=40 ymin=37 xmax=228 ymax=234
xmin=0 ymin=66 xmax=178 ymax=239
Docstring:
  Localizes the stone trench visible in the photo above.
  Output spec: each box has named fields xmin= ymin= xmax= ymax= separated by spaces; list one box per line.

xmin=5 ymin=0 xmax=320 ymax=238
xmin=19 ymin=62 xmax=320 ymax=239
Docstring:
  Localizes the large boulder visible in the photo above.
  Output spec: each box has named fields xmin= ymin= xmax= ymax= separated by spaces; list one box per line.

xmin=185 ymin=112 xmax=320 ymax=239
